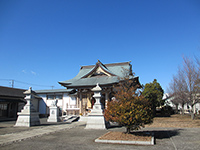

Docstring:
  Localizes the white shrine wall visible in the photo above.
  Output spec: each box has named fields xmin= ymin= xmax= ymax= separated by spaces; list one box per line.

xmin=37 ymin=93 xmax=77 ymax=116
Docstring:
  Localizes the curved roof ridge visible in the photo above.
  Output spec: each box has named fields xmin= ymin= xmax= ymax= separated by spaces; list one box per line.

xmin=81 ymin=60 xmax=116 ymax=78
xmin=80 ymin=61 xmax=131 ymax=69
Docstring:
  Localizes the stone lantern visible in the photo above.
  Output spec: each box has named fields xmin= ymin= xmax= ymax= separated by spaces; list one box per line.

xmin=15 ymin=87 xmax=40 ymax=127
xmin=85 ymin=83 xmax=106 ymax=129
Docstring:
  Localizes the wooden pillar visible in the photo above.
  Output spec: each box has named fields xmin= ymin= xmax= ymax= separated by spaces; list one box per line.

xmin=76 ymin=95 xmax=78 ymax=108
xmin=79 ymin=90 xmax=82 ymax=115
xmin=62 ymin=95 xmax=64 ymax=118
xmin=105 ymin=92 xmax=109 ymax=109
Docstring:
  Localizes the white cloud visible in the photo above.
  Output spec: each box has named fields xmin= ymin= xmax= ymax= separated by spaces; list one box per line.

xmin=22 ymin=70 xmax=37 ymax=75
xmin=31 ymin=71 xmax=37 ymax=75
xmin=22 ymin=70 xmax=27 ymax=73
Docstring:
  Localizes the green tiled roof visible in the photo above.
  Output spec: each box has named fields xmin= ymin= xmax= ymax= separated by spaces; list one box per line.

xmin=59 ymin=61 xmax=138 ymax=88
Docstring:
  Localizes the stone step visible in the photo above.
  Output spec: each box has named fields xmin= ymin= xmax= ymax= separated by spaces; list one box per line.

xmin=63 ymin=116 xmax=79 ymax=123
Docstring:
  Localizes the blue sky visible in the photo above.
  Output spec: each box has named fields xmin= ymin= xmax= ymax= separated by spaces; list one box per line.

xmin=0 ymin=0 xmax=200 ymax=92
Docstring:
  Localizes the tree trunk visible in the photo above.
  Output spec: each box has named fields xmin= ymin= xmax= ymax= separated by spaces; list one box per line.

xmin=175 ymin=104 xmax=178 ymax=114
xmin=191 ymin=113 xmax=195 ymax=120
xmin=191 ymin=105 xmax=195 ymax=120
xmin=126 ymin=127 xmax=131 ymax=134
xmin=152 ymin=102 xmax=156 ymax=117
xmin=181 ymin=103 xmax=184 ymax=115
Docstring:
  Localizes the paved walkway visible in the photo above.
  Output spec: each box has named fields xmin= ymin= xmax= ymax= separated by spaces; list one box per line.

xmin=0 ymin=120 xmax=83 ymax=146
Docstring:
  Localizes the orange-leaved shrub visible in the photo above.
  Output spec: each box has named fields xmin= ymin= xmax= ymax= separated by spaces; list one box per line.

xmin=104 ymin=79 xmax=153 ymax=133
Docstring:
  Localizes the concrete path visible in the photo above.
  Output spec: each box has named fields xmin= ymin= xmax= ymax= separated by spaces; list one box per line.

xmin=0 ymin=120 xmax=83 ymax=146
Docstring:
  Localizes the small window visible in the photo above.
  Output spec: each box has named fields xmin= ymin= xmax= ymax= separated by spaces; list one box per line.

xmin=47 ymin=95 xmax=54 ymax=100
xmin=47 ymin=94 xmax=63 ymax=100
xmin=0 ymin=104 xmax=7 ymax=110
xmin=56 ymin=95 xmax=63 ymax=99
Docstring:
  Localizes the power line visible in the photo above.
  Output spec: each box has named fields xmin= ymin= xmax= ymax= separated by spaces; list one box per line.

xmin=0 ymin=79 xmax=55 ymax=88
xmin=14 ymin=80 xmax=54 ymax=87
xmin=0 ymin=79 xmax=11 ymax=81
xmin=0 ymin=79 xmax=14 ymax=87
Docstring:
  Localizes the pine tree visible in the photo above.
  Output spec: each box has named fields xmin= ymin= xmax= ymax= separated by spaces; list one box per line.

xmin=142 ymin=79 xmax=164 ymax=117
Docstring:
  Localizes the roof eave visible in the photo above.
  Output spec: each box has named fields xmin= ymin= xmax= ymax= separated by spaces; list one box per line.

xmin=64 ymin=82 xmax=119 ymax=89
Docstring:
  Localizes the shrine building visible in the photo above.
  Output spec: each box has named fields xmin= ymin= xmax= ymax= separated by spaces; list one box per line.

xmin=58 ymin=60 xmax=141 ymax=115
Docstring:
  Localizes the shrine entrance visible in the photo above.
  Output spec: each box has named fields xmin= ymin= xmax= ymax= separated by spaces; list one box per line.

xmin=76 ymin=87 xmax=113 ymax=116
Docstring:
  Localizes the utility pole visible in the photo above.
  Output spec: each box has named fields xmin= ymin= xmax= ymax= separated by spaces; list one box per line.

xmin=11 ymin=80 xmax=14 ymax=88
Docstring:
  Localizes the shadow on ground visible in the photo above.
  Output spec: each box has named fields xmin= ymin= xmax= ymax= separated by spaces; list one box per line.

xmin=108 ymin=126 xmax=181 ymax=139
xmin=152 ymin=129 xmax=181 ymax=144
xmin=153 ymin=129 xmax=181 ymax=139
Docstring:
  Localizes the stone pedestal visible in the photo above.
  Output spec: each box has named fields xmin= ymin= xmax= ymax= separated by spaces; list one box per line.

xmin=15 ymin=87 xmax=40 ymax=127
xmin=85 ymin=83 xmax=106 ymax=129
xmin=47 ymin=100 xmax=61 ymax=122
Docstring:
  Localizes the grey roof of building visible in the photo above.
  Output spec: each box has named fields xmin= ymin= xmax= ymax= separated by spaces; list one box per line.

xmin=59 ymin=61 xmax=139 ymax=88
xmin=0 ymin=86 xmax=26 ymax=103
xmin=35 ymin=89 xmax=74 ymax=94
xmin=0 ymin=98 xmax=25 ymax=103
xmin=0 ymin=86 xmax=25 ymax=98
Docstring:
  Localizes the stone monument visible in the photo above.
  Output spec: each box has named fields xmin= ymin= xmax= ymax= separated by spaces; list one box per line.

xmin=47 ymin=99 xmax=61 ymax=122
xmin=15 ymin=87 xmax=40 ymax=127
xmin=85 ymin=83 xmax=106 ymax=129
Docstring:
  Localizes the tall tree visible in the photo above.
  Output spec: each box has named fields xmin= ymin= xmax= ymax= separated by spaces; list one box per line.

xmin=168 ymin=67 xmax=189 ymax=115
xmin=142 ymin=79 xmax=164 ymax=117
xmin=104 ymin=78 xmax=153 ymax=134
xmin=182 ymin=57 xmax=200 ymax=119
xmin=168 ymin=56 xmax=200 ymax=119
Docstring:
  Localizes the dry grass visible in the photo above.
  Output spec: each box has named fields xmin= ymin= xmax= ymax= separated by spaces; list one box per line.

xmin=146 ymin=114 xmax=200 ymax=128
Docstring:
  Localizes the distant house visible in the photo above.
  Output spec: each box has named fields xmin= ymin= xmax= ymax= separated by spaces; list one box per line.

xmin=0 ymin=86 xmax=26 ymax=120
xmin=163 ymin=93 xmax=200 ymax=114
xmin=163 ymin=93 xmax=176 ymax=109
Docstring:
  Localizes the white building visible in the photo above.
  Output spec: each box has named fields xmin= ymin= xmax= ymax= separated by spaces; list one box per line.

xmin=35 ymin=89 xmax=78 ymax=117
xmin=163 ymin=93 xmax=200 ymax=114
